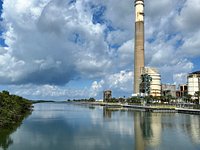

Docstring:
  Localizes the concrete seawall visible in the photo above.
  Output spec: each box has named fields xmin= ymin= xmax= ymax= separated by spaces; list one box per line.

xmin=175 ymin=108 xmax=200 ymax=115
xmin=84 ymin=102 xmax=200 ymax=115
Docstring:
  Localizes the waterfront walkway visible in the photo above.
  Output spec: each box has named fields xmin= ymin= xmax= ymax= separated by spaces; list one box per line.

xmin=87 ymin=102 xmax=200 ymax=115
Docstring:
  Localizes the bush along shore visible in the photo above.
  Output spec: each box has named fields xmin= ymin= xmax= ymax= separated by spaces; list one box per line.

xmin=0 ymin=91 xmax=32 ymax=129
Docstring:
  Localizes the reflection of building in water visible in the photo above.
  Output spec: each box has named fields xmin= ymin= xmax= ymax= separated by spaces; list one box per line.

xmin=103 ymin=90 xmax=112 ymax=102
xmin=150 ymin=114 xmax=161 ymax=147
xmin=134 ymin=112 xmax=161 ymax=150
xmin=189 ymin=116 xmax=200 ymax=144
xmin=103 ymin=107 xmax=112 ymax=118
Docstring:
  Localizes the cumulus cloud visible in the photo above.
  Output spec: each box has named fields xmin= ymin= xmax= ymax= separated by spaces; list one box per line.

xmin=11 ymin=84 xmax=89 ymax=100
xmin=143 ymin=0 xmax=200 ymax=84
xmin=0 ymin=0 xmax=200 ymax=99
xmin=89 ymin=70 xmax=133 ymax=98
xmin=5 ymin=70 xmax=133 ymax=100
xmin=175 ymin=0 xmax=200 ymax=33
xmin=118 ymin=40 xmax=133 ymax=69
xmin=174 ymin=0 xmax=200 ymax=57
xmin=1 ymin=0 xmax=111 ymax=85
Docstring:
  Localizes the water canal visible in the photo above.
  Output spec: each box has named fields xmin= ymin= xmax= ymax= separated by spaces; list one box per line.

xmin=0 ymin=103 xmax=200 ymax=150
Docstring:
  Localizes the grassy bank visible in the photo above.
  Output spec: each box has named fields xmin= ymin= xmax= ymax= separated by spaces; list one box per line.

xmin=193 ymin=105 xmax=200 ymax=109
xmin=0 ymin=91 xmax=32 ymax=129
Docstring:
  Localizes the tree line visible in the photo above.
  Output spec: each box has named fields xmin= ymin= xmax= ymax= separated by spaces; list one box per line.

xmin=0 ymin=91 xmax=32 ymax=129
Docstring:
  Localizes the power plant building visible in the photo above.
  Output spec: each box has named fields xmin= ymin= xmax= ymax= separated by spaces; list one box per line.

xmin=187 ymin=71 xmax=200 ymax=96
xmin=141 ymin=67 xmax=161 ymax=97
xmin=133 ymin=0 xmax=162 ymax=97
xmin=134 ymin=0 xmax=145 ymax=95
xmin=103 ymin=90 xmax=112 ymax=102
xmin=162 ymin=84 xmax=176 ymax=98
xmin=176 ymin=84 xmax=188 ymax=98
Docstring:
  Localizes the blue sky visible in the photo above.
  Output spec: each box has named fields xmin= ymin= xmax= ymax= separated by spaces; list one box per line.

xmin=0 ymin=0 xmax=5 ymax=46
xmin=0 ymin=0 xmax=200 ymax=100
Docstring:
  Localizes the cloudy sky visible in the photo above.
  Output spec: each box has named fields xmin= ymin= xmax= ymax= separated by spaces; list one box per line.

xmin=0 ymin=0 xmax=200 ymax=100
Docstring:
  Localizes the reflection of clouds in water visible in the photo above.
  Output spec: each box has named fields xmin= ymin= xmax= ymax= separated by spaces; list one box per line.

xmin=6 ymin=104 xmax=200 ymax=150
xmin=76 ymin=106 xmax=135 ymax=137
xmin=170 ymin=114 xmax=200 ymax=145
xmin=151 ymin=113 xmax=200 ymax=148
xmin=190 ymin=116 xmax=200 ymax=144
xmin=9 ymin=104 xmax=111 ymax=150
xmin=106 ymin=112 xmax=134 ymax=136
xmin=10 ymin=110 xmax=117 ymax=149
xmin=134 ymin=113 xmax=200 ymax=149
xmin=31 ymin=103 xmax=69 ymax=119
xmin=11 ymin=104 xmax=135 ymax=150
xmin=90 ymin=108 xmax=134 ymax=136
xmin=72 ymin=136 xmax=111 ymax=149
xmin=31 ymin=103 xmax=91 ymax=120
xmin=11 ymin=129 xmax=49 ymax=148
xmin=88 ymin=107 xmax=104 ymax=126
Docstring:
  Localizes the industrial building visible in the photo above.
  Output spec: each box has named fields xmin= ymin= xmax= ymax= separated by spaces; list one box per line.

xmin=176 ymin=84 xmax=188 ymax=98
xmin=161 ymin=84 xmax=176 ymax=98
xmin=103 ymin=90 xmax=112 ymax=102
xmin=134 ymin=0 xmax=145 ymax=95
xmin=140 ymin=67 xmax=161 ymax=97
xmin=133 ymin=0 xmax=162 ymax=98
xmin=187 ymin=71 xmax=200 ymax=97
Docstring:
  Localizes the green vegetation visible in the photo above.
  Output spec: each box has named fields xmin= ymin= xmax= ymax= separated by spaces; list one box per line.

xmin=0 ymin=126 xmax=17 ymax=150
xmin=0 ymin=91 xmax=32 ymax=129
xmin=194 ymin=91 xmax=200 ymax=104
xmin=193 ymin=105 xmax=200 ymax=109
xmin=104 ymin=94 xmax=200 ymax=108
xmin=71 ymin=97 xmax=96 ymax=102
xmin=31 ymin=100 xmax=55 ymax=103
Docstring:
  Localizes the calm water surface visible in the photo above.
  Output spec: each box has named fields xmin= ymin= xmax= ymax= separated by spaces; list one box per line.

xmin=0 ymin=103 xmax=200 ymax=150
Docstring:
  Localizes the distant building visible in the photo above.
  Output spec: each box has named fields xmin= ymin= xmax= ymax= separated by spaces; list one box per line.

xmin=176 ymin=84 xmax=188 ymax=98
xmin=140 ymin=67 xmax=161 ymax=97
xmin=187 ymin=71 xmax=200 ymax=96
xmin=103 ymin=90 xmax=112 ymax=102
xmin=161 ymin=84 xmax=176 ymax=98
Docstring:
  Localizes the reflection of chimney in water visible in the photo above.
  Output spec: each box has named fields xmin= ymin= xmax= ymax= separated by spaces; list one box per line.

xmin=134 ymin=112 xmax=145 ymax=150
xmin=134 ymin=112 xmax=162 ymax=150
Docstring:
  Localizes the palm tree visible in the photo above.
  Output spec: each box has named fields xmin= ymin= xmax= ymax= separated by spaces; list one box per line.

xmin=194 ymin=91 xmax=200 ymax=104
xmin=184 ymin=94 xmax=192 ymax=103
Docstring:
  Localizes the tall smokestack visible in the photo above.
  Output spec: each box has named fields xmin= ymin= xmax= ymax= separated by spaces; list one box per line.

xmin=134 ymin=0 xmax=145 ymax=95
